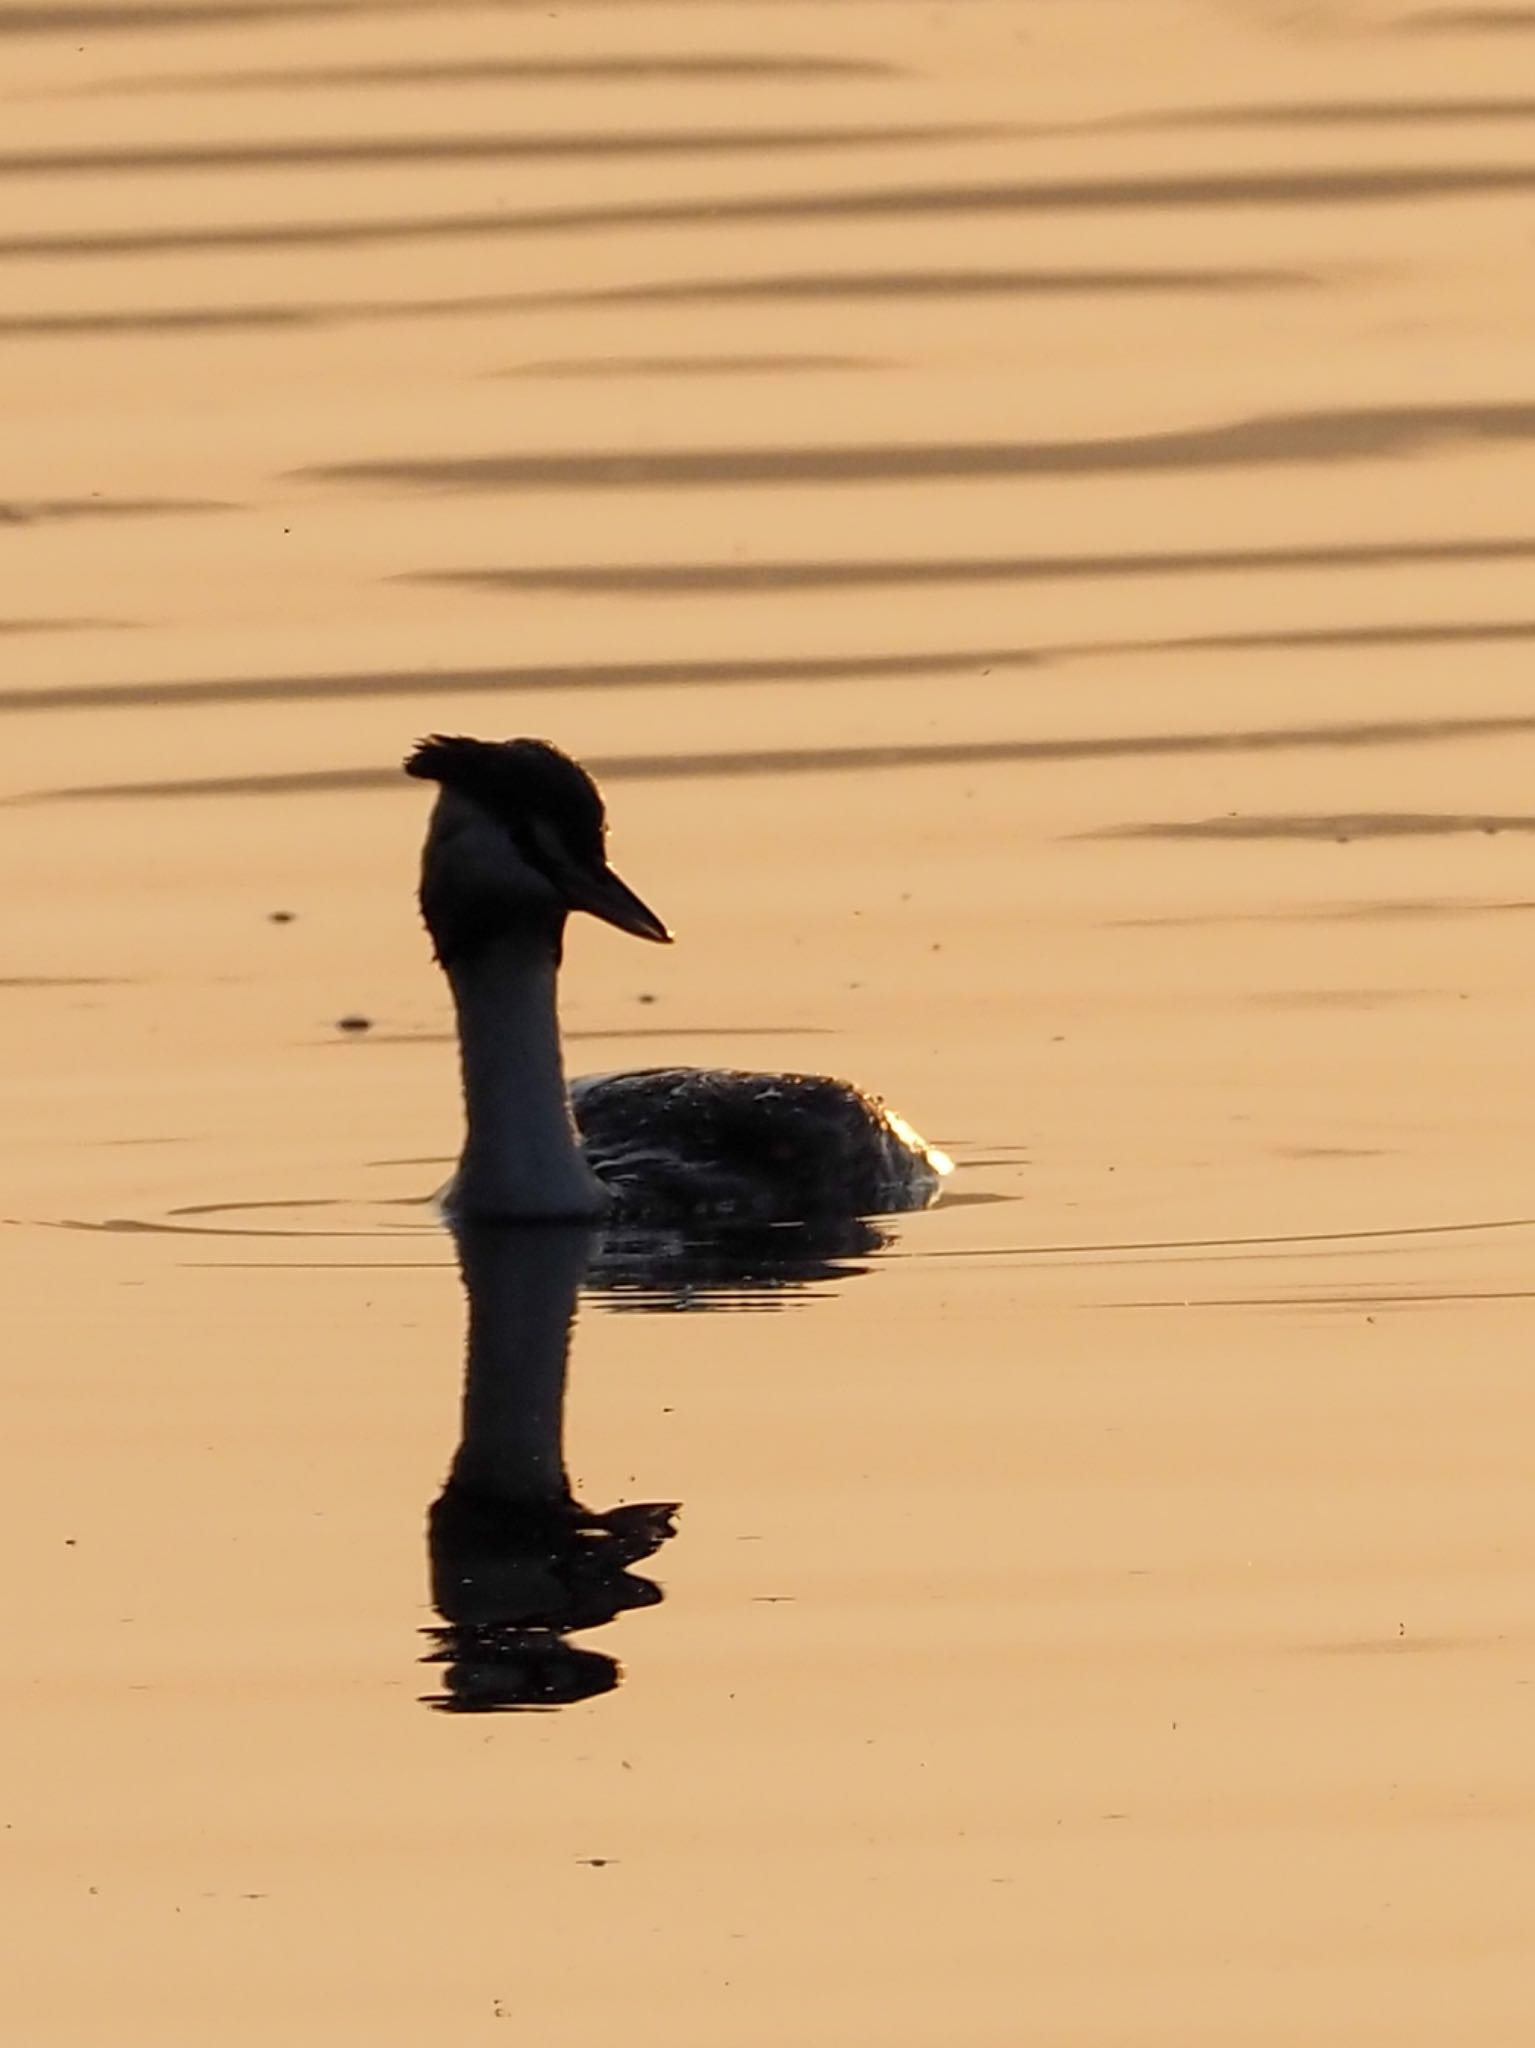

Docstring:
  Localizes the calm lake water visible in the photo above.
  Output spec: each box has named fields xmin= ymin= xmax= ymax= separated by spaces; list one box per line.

xmin=6 ymin=2 xmax=1535 ymax=2041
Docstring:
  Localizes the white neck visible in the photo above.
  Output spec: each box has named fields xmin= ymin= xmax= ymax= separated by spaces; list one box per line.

xmin=446 ymin=929 xmax=610 ymax=1221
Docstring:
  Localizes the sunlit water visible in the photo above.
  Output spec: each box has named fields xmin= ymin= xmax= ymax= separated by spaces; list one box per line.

xmin=7 ymin=2 xmax=1535 ymax=2041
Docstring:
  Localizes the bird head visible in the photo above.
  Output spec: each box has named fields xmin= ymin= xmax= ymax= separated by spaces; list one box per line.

xmin=405 ymin=735 xmax=672 ymax=964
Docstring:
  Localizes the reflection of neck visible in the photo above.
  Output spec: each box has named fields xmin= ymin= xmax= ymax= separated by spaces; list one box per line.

xmin=449 ymin=1222 xmax=596 ymax=1504
xmin=447 ymin=929 xmax=608 ymax=1221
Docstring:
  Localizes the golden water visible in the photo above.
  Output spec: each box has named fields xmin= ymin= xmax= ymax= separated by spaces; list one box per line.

xmin=6 ymin=2 xmax=1535 ymax=2039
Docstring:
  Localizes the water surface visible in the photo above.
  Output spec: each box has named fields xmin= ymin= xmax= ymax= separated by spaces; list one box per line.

xmin=5 ymin=2 xmax=1535 ymax=2041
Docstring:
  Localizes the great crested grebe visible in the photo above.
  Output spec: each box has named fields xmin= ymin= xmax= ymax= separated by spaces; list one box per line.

xmin=406 ymin=735 xmax=951 ymax=1224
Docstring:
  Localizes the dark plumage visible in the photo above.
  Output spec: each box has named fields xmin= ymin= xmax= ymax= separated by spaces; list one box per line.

xmin=406 ymin=735 xmax=607 ymax=873
xmin=572 ymin=1067 xmax=943 ymax=1222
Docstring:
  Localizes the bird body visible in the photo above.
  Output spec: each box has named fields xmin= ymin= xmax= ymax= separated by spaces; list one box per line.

xmin=407 ymin=736 xmax=950 ymax=1225
xmin=572 ymin=1065 xmax=944 ymax=1222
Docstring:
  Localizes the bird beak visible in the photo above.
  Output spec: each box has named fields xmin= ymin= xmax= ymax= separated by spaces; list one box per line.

xmin=561 ymin=860 xmax=673 ymax=944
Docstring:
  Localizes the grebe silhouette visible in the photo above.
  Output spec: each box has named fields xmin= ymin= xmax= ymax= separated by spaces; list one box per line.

xmin=406 ymin=735 xmax=949 ymax=1224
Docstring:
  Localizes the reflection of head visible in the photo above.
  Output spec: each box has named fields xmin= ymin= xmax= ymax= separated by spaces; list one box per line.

xmin=424 ymin=1487 xmax=677 ymax=1712
xmin=423 ymin=1629 xmax=621 ymax=1712
xmin=430 ymin=1485 xmax=677 ymax=1633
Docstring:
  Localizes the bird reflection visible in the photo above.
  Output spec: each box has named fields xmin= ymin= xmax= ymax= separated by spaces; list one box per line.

xmin=424 ymin=1222 xmax=674 ymax=1711
xmin=423 ymin=1216 xmax=886 ymax=1711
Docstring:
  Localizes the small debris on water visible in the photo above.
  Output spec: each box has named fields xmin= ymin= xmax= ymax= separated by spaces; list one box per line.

xmin=267 ymin=911 xmax=296 ymax=924
xmin=336 ymin=1015 xmax=372 ymax=1033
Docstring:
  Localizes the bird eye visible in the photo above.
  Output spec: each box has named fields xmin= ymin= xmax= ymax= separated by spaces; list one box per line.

xmin=526 ymin=815 xmax=578 ymax=874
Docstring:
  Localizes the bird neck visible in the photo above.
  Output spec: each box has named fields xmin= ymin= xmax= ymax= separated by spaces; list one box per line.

xmin=445 ymin=927 xmax=609 ymax=1221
